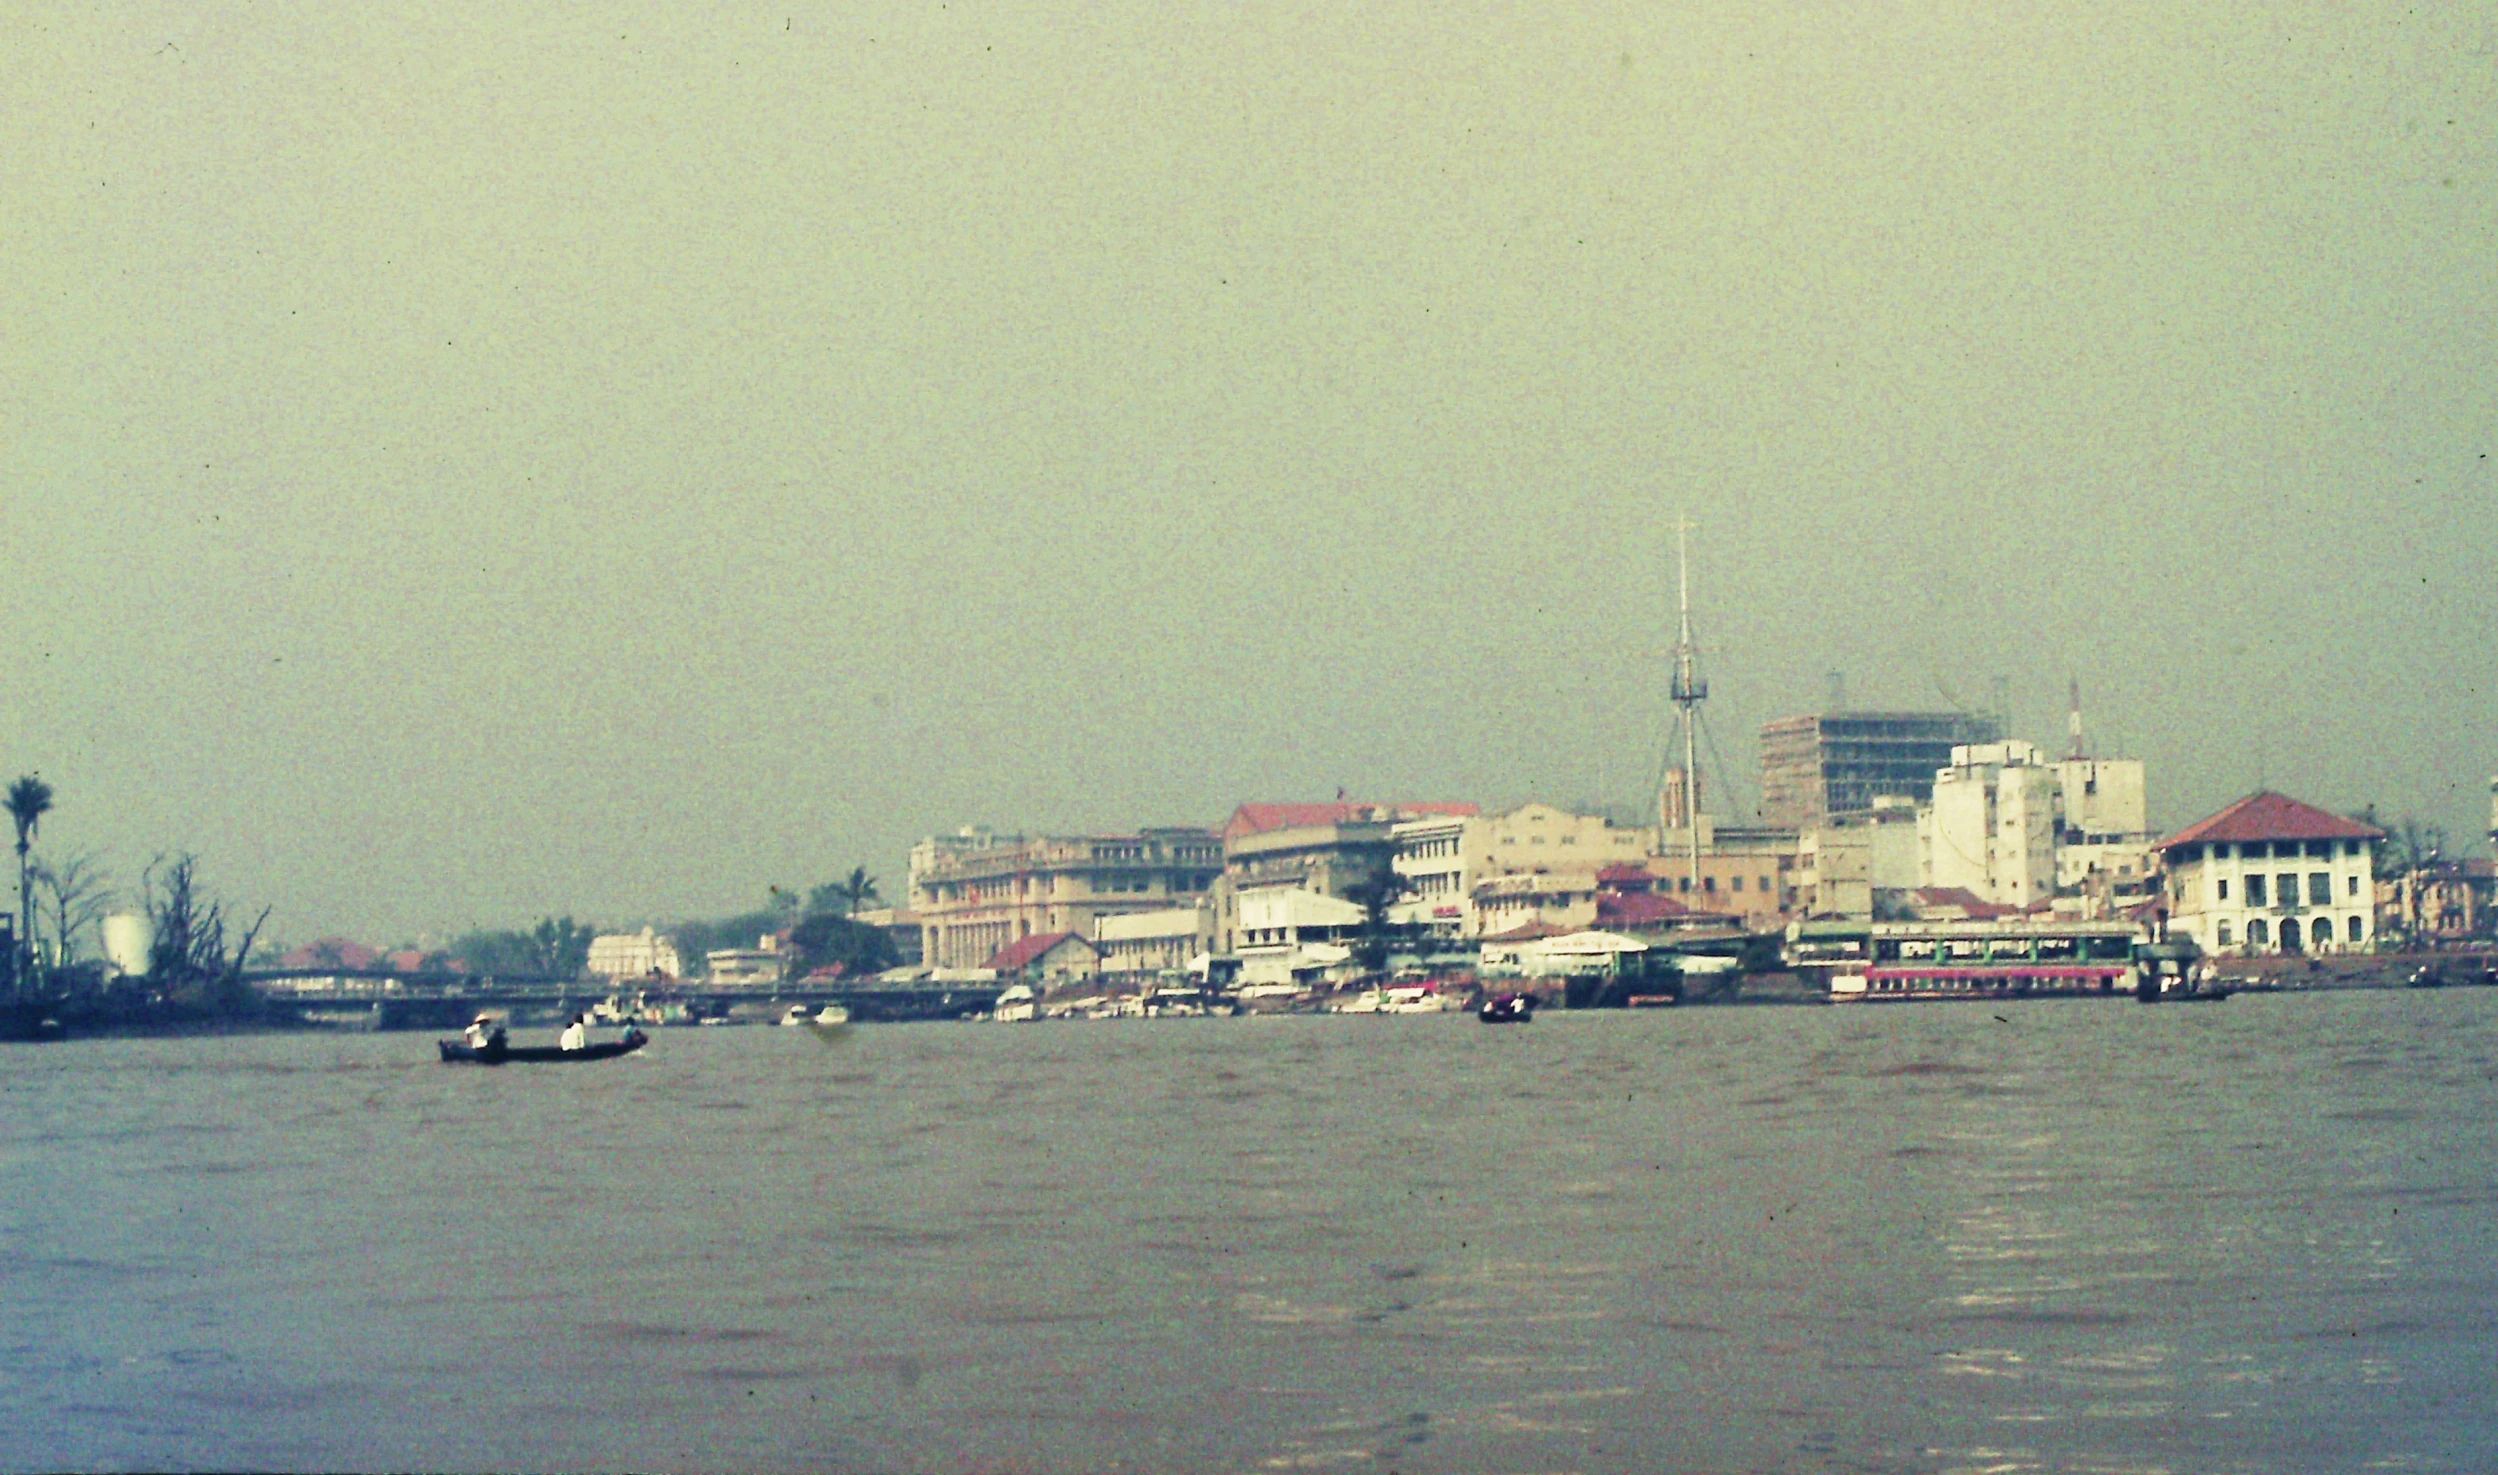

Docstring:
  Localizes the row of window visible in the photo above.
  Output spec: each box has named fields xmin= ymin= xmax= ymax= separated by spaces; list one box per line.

xmin=2216 ymin=915 xmax=2363 ymax=948
xmin=1669 ymin=874 xmax=1775 ymax=894
xmin=2215 ymin=872 xmax=2357 ymax=906
xmin=2178 ymin=839 xmax=2364 ymax=862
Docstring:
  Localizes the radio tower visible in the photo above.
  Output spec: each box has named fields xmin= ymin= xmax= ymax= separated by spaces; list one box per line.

xmin=1666 ymin=516 xmax=1709 ymax=892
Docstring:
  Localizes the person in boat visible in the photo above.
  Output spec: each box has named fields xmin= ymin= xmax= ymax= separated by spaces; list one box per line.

xmin=463 ymin=1013 xmax=496 ymax=1050
xmin=558 ymin=1013 xmax=588 ymax=1051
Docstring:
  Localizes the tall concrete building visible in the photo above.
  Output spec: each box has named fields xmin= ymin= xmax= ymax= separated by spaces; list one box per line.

xmin=1758 ymin=711 xmax=2004 ymax=829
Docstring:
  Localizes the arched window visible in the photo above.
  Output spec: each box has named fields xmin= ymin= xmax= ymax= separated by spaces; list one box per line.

xmin=2248 ymin=918 xmax=2270 ymax=948
xmin=2216 ymin=920 xmax=2234 ymax=948
xmin=2311 ymin=917 xmax=2333 ymax=950
xmin=2347 ymin=915 xmax=2364 ymax=944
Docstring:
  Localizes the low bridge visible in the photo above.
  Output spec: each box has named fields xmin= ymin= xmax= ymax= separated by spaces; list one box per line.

xmin=244 ymin=969 xmax=1003 ymax=1030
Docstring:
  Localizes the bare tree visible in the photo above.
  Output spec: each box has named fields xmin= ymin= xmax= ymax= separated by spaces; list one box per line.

xmin=30 ymin=852 xmax=112 ymax=969
xmin=142 ymin=853 xmax=270 ymax=1009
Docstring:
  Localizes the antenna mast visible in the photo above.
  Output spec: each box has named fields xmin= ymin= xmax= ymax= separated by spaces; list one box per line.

xmin=1667 ymin=517 xmax=1708 ymax=891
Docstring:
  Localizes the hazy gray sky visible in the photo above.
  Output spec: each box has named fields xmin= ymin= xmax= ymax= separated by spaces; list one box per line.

xmin=5 ymin=3 xmax=2492 ymax=943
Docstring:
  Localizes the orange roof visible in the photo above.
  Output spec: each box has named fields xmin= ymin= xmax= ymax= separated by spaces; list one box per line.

xmin=1479 ymin=921 xmax=1572 ymax=942
xmin=2157 ymin=792 xmax=2383 ymax=851
xmin=983 ymin=931 xmax=1096 ymax=973
xmin=1224 ymin=801 xmax=1479 ymax=841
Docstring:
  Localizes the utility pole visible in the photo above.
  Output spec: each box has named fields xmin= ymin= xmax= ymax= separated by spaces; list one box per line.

xmin=1667 ymin=516 xmax=1709 ymax=894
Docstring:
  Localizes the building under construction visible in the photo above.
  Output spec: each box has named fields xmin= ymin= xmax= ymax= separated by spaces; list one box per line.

xmin=1758 ymin=711 xmax=2005 ymax=829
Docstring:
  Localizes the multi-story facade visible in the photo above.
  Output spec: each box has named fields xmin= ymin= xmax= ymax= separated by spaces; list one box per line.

xmin=1919 ymin=742 xmax=2062 ymax=908
xmin=910 ymin=826 xmax=1224 ymax=969
xmin=1390 ymin=802 xmax=1656 ymax=938
xmin=1215 ymin=801 xmax=1476 ymax=951
xmin=1759 ymin=711 xmax=2004 ymax=829
xmin=2155 ymin=792 xmax=2380 ymax=955
xmin=1795 ymin=802 xmax=1922 ymax=917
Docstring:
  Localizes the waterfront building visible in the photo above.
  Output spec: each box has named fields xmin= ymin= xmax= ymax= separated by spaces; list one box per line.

xmin=1232 ymin=886 xmax=1367 ymax=988
xmin=1637 ymin=827 xmax=1798 ymax=930
xmin=588 ymin=927 xmax=683 ymax=981
xmin=704 ymin=947 xmax=786 ymax=988
xmin=2381 ymin=860 xmax=2496 ymax=943
xmin=1215 ymin=801 xmax=1476 ymax=951
xmin=1758 ymin=711 xmax=2004 ymax=829
xmin=1390 ymin=802 xmax=1655 ymax=938
xmin=982 ymin=931 xmax=1100 ymax=989
xmin=1095 ymin=904 xmax=1216 ymax=981
xmin=1794 ymin=802 xmax=1921 ymax=917
xmin=2154 ymin=792 xmax=2381 ymax=956
xmin=909 ymin=825 xmax=1224 ymax=969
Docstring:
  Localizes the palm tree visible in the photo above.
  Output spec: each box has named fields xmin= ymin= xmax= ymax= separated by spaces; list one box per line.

xmin=7 ymin=775 xmax=55 ymax=977
xmin=836 ymin=866 xmax=883 ymax=917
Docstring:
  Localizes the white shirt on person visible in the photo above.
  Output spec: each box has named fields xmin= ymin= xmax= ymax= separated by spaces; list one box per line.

xmin=559 ymin=1020 xmax=587 ymax=1051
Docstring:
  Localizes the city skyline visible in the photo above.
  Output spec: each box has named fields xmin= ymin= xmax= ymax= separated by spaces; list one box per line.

xmin=6 ymin=3 xmax=2491 ymax=940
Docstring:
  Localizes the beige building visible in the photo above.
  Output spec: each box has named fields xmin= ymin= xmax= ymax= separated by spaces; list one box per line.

xmin=909 ymin=825 xmax=1224 ymax=969
xmin=1919 ymin=742 xmax=2062 ymax=908
xmin=1392 ymin=802 xmax=1656 ymax=938
xmin=1795 ymin=802 xmax=1922 ymax=917
xmin=1095 ymin=904 xmax=1216 ymax=980
xmin=2155 ymin=792 xmax=2380 ymax=956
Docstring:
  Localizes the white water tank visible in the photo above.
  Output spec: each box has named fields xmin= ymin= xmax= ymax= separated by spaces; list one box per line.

xmin=103 ymin=912 xmax=154 ymax=977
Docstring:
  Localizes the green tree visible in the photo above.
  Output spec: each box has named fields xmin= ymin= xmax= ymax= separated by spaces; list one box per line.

xmin=807 ymin=867 xmax=884 ymax=918
xmin=7 ymin=775 xmax=55 ymax=975
xmin=1341 ymin=865 xmax=1415 ymax=972
xmin=525 ymin=916 xmax=598 ymax=979
xmin=787 ymin=911 xmax=898 ymax=980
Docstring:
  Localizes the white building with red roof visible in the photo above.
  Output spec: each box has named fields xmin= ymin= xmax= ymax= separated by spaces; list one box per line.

xmin=2154 ymin=792 xmax=2382 ymax=956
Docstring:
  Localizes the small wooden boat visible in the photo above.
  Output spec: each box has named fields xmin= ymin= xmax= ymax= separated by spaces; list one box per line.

xmin=1478 ymin=992 xmax=1536 ymax=1024
xmin=438 ymin=1029 xmax=649 ymax=1064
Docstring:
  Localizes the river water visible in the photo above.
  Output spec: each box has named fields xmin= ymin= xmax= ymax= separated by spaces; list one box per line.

xmin=4 ymin=990 xmax=2494 ymax=1474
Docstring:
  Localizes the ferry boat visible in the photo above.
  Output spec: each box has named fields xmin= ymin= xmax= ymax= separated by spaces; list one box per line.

xmin=1788 ymin=919 xmax=2142 ymax=1003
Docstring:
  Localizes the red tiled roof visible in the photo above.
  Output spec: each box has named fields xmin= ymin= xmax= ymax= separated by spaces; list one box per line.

xmin=2157 ymin=791 xmax=2384 ymax=851
xmin=982 ymin=931 xmax=1096 ymax=973
xmin=1478 ymin=921 xmax=1571 ymax=943
xmin=281 ymin=938 xmax=379 ymax=970
xmin=1596 ymin=892 xmax=1698 ymax=926
xmin=1595 ymin=863 xmax=1653 ymax=886
xmin=1224 ymin=801 xmax=1480 ymax=840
